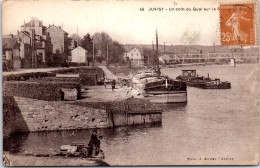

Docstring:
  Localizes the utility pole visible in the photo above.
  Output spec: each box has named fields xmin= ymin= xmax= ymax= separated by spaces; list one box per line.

xmin=213 ymin=42 xmax=215 ymax=53
xmin=156 ymin=29 xmax=158 ymax=54
xmin=92 ymin=42 xmax=95 ymax=67
xmin=77 ymin=25 xmax=79 ymax=66
xmin=106 ymin=45 xmax=109 ymax=66
xmin=152 ymin=41 xmax=154 ymax=66
xmin=152 ymin=41 xmax=154 ymax=54
xmin=164 ymin=42 xmax=166 ymax=54
xmin=77 ymin=25 xmax=79 ymax=47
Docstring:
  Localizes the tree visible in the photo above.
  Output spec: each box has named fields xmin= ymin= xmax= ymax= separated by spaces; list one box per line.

xmin=64 ymin=37 xmax=72 ymax=57
xmin=81 ymin=33 xmax=94 ymax=54
xmin=92 ymin=32 xmax=112 ymax=58
xmin=142 ymin=48 xmax=154 ymax=65
xmin=109 ymin=41 xmax=125 ymax=63
xmin=92 ymin=32 xmax=125 ymax=64
xmin=69 ymin=34 xmax=82 ymax=47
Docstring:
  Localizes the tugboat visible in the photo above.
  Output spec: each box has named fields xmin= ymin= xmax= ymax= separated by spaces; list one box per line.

xmin=176 ymin=70 xmax=231 ymax=89
xmin=131 ymin=29 xmax=187 ymax=103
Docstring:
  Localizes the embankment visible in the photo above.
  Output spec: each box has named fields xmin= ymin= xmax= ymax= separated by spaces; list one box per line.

xmin=3 ymin=96 xmax=110 ymax=139
xmin=3 ymin=66 xmax=162 ymax=139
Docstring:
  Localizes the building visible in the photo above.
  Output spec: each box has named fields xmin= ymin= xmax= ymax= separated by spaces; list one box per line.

xmin=20 ymin=17 xmax=53 ymax=68
xmin=21 ymin=17 xmax=46 ymax=36
xmin=71 ymin=46 xmax=88 ymax=65
xmin=123 ymin=48 xmax=144 ymax=67
xmin=16 ymin=31 xmax=32 ymax=68
xmin=2 ymin=37 xmax=21 ymax=69
xmin=46 ymin=25 xmax=69 ymax=64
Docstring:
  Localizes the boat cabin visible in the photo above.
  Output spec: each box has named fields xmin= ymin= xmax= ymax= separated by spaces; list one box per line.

xmin=182 ymin=70 xmax=197 ymax=77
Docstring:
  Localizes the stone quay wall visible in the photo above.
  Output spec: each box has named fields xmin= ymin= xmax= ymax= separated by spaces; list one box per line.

xmin=3 ymin=81 xmax=81 ymax=101
xmin=3 ymin=96 xmax=110 ymax=138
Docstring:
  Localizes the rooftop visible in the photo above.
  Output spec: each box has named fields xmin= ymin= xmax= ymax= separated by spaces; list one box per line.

xmin=2 ymin=38 xmax=18 ymax=49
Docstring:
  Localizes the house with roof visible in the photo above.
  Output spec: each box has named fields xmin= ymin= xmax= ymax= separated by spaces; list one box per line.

xmin=46 ymin=25 xmax=68 ymax=54
xmin=71 ymin=46 xmax=88 ymax=65
xmin=16 ymin=31 xmax=32 ymax=68
xmin=123 ymin=48 xmax=144 ymax=67
xmin=46 ymin=25 xmax=70 ymax=65
xmin=2 ymin=37 xmax=21 ymax=69
xmin=19 ymin=17 xmax=53 ymax=68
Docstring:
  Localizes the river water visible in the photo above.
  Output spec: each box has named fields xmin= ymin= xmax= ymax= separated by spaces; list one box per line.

xmin=4 ymin=64 xmax=259 ymax=166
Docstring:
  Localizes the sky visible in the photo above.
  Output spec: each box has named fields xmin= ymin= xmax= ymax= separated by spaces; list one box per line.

xmin=1 ymin=0 xmax=247 ymax=46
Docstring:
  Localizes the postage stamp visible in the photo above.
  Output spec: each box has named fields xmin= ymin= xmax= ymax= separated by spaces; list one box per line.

xmin=220 ymin=3 xmax=255 ymax=45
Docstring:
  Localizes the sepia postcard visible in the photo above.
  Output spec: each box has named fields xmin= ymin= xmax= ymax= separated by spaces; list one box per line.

xmin=2 ymin=0 xmax=259 ymax=166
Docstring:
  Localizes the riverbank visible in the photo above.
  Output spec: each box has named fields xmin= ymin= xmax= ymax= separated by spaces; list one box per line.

xmin=3 ymin=66 xmax=161 ymax=137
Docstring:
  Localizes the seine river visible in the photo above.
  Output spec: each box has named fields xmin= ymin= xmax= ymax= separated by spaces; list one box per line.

xmin=4 ymin=64 xmax=259 ymax=165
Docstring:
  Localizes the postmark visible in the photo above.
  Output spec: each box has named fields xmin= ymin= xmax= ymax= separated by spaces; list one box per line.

xmin=220 ymin=3 xmax=255 ymax=45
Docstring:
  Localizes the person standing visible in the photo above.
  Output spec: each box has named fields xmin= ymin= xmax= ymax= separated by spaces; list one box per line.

xmin=112 ymin=80 xmax=116 ymax=91
xmin=88 ymin=130 xmax=98 ymax=157
xmin=95 ymin=136 xmax=103 ymax=156
xmin=104 ymin=77 xmax=107 ymax=89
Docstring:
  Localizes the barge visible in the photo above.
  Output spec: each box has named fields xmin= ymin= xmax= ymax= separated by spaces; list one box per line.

xmin=176 ymin=70 xmax=231 ymax=89
xmin=132 ymin=70 xmax=187 ymax=103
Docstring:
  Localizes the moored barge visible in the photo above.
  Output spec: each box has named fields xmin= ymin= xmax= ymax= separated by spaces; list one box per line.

xmin=132 ymin=70 xmax=187 ymax=103
xmin=176 ymin=70 xmax=231 ymax=89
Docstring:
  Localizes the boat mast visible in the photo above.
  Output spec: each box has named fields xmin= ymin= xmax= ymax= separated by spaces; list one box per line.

xmin=155 ymin=28 xmax=161 ymax=76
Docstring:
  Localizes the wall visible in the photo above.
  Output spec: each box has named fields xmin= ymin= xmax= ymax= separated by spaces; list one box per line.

xmin=3 ymin=96 xmax=110 ymax=138
xmin=47 ymin=26 xmax=64 ymax=54
xmin=71 ymin=47 xmax=87 ymax=63
xmin=108 ymin=110 xmax=162 ymax=127
xmin=3 ymin=96 xmax=162 ymax=138
xmin=127 ymin=113 xmax=162 ymax=125
xmin=13 ymin=59 xmax=21 ymax=69
xmin=5 ymin=50 xmax=12 ymax=60
xmin=3 ymin=81 xmax=80 ymax=101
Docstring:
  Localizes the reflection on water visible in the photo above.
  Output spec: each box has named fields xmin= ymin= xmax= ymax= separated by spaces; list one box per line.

xmin=4 ymin=64 xmax=259 ymax=165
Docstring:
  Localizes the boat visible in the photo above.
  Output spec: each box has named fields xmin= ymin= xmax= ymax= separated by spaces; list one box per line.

xmin=130 ymin=29 xmax=187 ymax=103
xmin=176 ymin=70 xmax=231 ymax=89
xmin=131 ymin=70 xmax=187 ymax=103
xmin=33 ymin=143 xmax=104 ymax=160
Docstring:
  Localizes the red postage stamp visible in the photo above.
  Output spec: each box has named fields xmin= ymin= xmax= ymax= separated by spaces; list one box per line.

xmin=220 ymin=3 xmax=255 ymax=46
